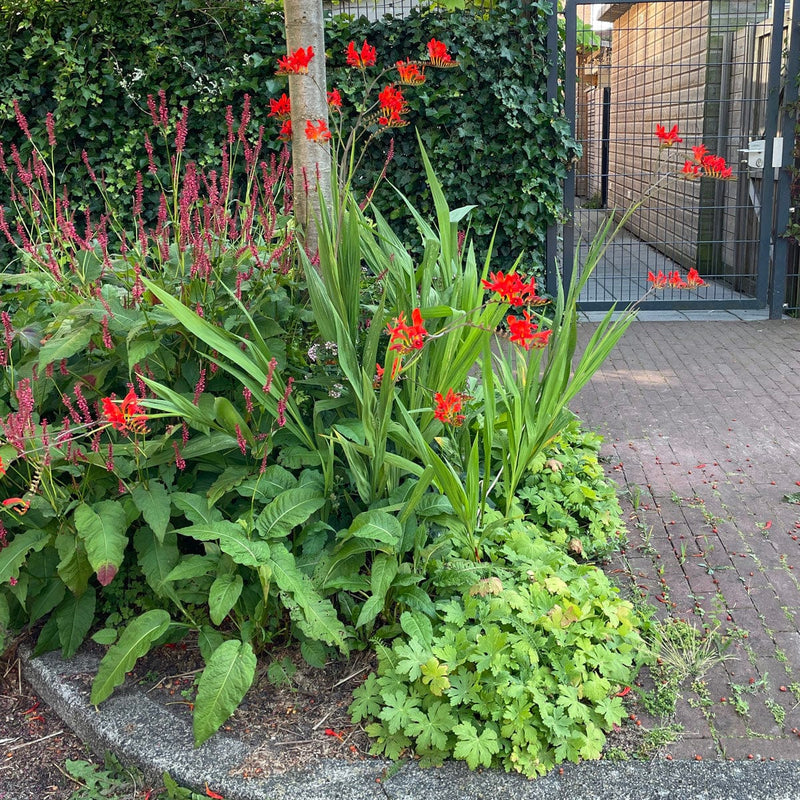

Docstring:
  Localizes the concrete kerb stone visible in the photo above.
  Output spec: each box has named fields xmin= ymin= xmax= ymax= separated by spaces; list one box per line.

xmin=20 ymin=645 xmax=800 ymax=800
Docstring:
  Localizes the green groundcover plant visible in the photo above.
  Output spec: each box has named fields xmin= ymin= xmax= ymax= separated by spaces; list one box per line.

xmin=0 ymin=38 xmax=675 ymax=775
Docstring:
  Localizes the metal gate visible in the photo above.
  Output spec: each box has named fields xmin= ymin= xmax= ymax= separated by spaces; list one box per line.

xmin=549 ymin=0 xmax=799 ymax=318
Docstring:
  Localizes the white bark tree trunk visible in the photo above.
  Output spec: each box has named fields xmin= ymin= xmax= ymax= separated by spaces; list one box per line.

xmin=283 ymin=0 xmax=332 ymax=256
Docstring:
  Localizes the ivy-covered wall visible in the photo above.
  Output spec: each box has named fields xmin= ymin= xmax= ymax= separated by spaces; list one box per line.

xmin=0 ymin=0 xmax=575 ymax=269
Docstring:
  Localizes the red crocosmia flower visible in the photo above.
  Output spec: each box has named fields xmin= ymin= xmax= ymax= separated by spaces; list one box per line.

xmin=685 ymin=268 xmax=705 ymax=287
xmin=268 ymin=94 xmax=291 ymax=120
xmin=278 ymin=119 xmax=293 ymax=142
xmin=647 ymin=270 xmax=668 ymax=288
xmin=276 ymin=46 xmax=315 ymax=75
xmin=433 ymin=388 xmax=466 ymax=426
xmin=396 ymin=59 xmax=426 ymax=85
xmin=346 ymin=40 xmax=377 ymax=69
xmin=529 ymin=329 xmax=553 ymax=349
xmin=327 ymin=88 xmax=343 ymax=110
xmin=387 ymin=308 xmax=427 ymax=355
xmin=482 ymin=271 xmax=548 ymax=307
xmin=2 ymin=497 xmax=30 ymax=515
xmin=667 ymin=270 xmax=687 ymax=289
xmin=101 ymin=389 xmax=148 ymax=435
xmin=655 ymin=124 xmax=682 ymax=148
xmin=378 ymin=85 xmax=406 ymax=114
xmin=692 ymin=144 xmax=708 ymax=163
xmin=378 ymin=110 xmax=408 ymax=128
xmin=305 ymin=119 xmax=331 ymax=142
xmin=427 ymin=38 xmax=454 ymax=66
xmin=507 ymin=310 xmax=538 ymax=349
xmin=700 ymin=153 xmax=733 ymax=180
xmin=681 ymin=160 xmax=701 ymax=179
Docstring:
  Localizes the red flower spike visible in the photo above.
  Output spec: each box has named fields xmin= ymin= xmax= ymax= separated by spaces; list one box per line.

xmin=346 ymin=40 xmax=376 ymax=69
xmin=655 ymin=124 xmax=682 ymax=148
xmin=647 ymin=270 xmax=668 ymax=289
xmin=278 ymin=119 xmax=293 ymax=143
xmin=681 ymin=160 xmax=701 ymax=179
xmin=276 ymin=46 xmax=314 ymax=75
xmin=427 ymin=38 xmax=455 ymax=67
xmin=327 ymin=88 xmax=343 ymax=110
xmin=378 ymin=85 xmax=406 ymax=114
xmin=482 ymin=271 xmax=547 ymax=307
xmin=396 ymin=59 xmax=426 ymax=85
xmin=305 ymin=119 xmax=331 ymax=143
xmin=268 ymin=94 xmax=291 ymax=120
xmin=685 ymin=268 xmax=705 ymax=288
xmin=101 ymin=389 xmax=148 ymax=435
xmin=434 ymin=388 xmax=466 ymax=426
xmin=507 ymin=311 xmax=539 ymax=349
xmin=2 ymin=497 xmax=30 ymax=515
xmin=701 ymin=153 xmax=733 ymax=180
xmin=667 ymin=270 xmax=687 ymax=289
xmin=692 ymin=144 xmax=708 ymax=163
xmin=387 ymin=308 xmax=427 ymax=355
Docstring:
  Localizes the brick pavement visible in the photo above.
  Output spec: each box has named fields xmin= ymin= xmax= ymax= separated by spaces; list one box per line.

xmin=574 ymin=319 xmax=800 ymax=761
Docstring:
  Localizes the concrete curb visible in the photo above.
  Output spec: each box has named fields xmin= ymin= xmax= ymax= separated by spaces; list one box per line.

xmin=22 ymin=646 xmax=800 ymax=800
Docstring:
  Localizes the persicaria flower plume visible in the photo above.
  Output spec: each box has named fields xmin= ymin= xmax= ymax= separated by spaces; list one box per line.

xmin=277 ymin=46 xmax=314 ymax=75
xmin=387 ymin=308 xmax=427 ymax=355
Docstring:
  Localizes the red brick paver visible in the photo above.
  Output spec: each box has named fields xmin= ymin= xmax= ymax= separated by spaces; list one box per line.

xmin=575 ymin=319 xmax=800 ymax=760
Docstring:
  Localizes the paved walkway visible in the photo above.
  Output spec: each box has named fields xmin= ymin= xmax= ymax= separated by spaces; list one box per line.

xmin=574 ymin=318 xmax=800 ymax=761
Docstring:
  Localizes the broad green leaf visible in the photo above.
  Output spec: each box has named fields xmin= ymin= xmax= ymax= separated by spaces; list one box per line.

xmin=38 ymin=324 xmax=94 ymax=370
xmin=55 ymin=586 xmax=96 ymax=659
xmin=165 ymin=555 xmax=217 ymax=583
xmin=236 ymin=466 xmax=297 ymax=502
xmin=193 ymin=639 xmax=256 ymax=746
xmin=207 ymin=466 xmax=252 ymax=506
xmin=74 ymin=502 xmax=128 ymax=586
xmin=255 ymin=488 xmax=325 ymax=539
xmin=198 ymin=625 xmax=225 ymax=662
xmin=91 ymin=628 xmax=118 ymax=645
xmin=131 ymin=482 xmax=171 ymax=542
xmin=172 ymin=493 xmax=221 ymax=526
xmin=175 ymin=522 xmax=271 ymax=568
xmin=55 ymin=533 xmax=93 ymax=595
xmin=269 ymin=542 xmax=347 ymax=650
xmin=209 ymin=574 xmax=243 ymax=625
xmin=0 ymin=530 xmax=48 ymax=584
xmin=355 ymin=554 xmax=398 ymax=629
xmin=347 ymin=510 xmax=402 ymax=548
xmin=91 ymin=610 xmax=171 ymax=704
xmin=399 ymin=610 xmax=433 ymax=646
xmin=134 ymin=528 xmax=179 ymax=599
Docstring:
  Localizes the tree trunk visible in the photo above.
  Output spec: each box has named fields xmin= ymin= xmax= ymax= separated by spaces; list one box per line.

xmin=283 ymin=0 xmax=332 ymax=256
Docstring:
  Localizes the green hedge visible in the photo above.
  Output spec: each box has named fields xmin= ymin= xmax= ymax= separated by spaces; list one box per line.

xmin=0 ymin=0 xmax=575 ymax=269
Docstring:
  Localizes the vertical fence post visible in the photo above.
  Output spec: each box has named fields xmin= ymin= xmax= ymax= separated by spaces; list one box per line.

xmin=563 ymin=0 xmax=578 ymax=292
xmin=757 ymin=0 xmax=786 ymax=312
xmin=546 ymin=0 xmax=561 ymax=296
xmin=769 ymin=0 xmax=800 ymax=318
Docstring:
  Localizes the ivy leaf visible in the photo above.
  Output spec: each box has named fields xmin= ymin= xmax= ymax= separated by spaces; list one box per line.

xmin=193 ymin=639 xmax=256 ymax=746
xmin=452 ymin=721 xmax=500 ymax=769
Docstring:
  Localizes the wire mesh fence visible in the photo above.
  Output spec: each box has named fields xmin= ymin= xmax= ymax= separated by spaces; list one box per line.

xmin=569 ymin=0 xmax=789 ymax=310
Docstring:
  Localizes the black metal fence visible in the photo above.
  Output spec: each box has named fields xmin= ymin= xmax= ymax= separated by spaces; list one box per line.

xmin=557 ymin=0 xmax=798 ymax=318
